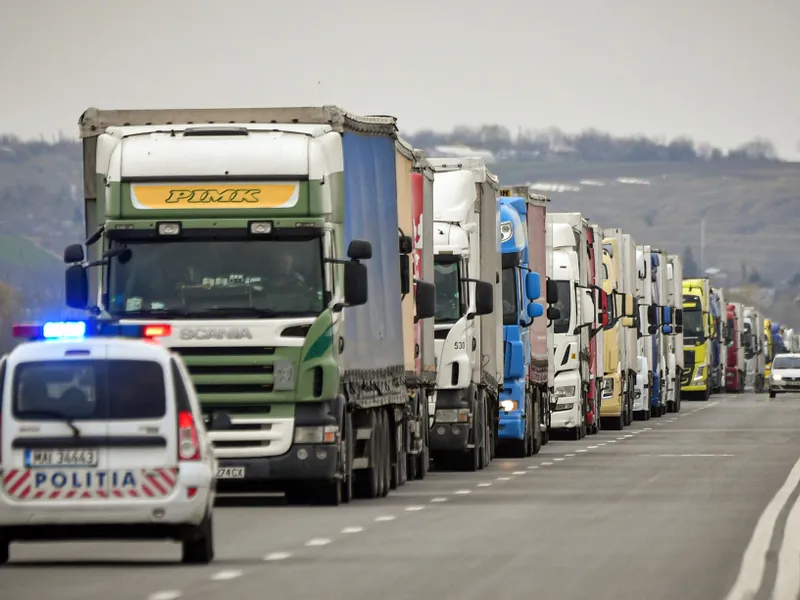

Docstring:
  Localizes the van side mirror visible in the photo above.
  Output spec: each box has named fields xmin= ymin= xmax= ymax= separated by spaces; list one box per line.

xmin=546 ymin=278 xmax=559 ymax=304
xmin=65 ymin=265 xmax=89 ymax=309
xmin=347 ymin=239 xmax=372 ymax=261
xmin=527 ymin=302 xmax=544 ymax=319
xmin=64 ymin=243 xmax=85 ymax=264
xmin=472 ymin=280 xmax=494 ymax=317
xmin=414 ymin=280 xmax=435 ymax=321
xmin=525 ymin=272 xmax=541 ymax=301
xmin=343 ymin=261 xmax=368 ymax=308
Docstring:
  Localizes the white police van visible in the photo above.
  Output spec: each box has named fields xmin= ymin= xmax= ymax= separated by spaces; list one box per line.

xmin=0 ymin=320 xmax=217 ymax=565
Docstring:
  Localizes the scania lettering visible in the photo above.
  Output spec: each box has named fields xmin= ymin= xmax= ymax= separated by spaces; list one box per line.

xmin=179 ymin=328 xmax=254 ymax=341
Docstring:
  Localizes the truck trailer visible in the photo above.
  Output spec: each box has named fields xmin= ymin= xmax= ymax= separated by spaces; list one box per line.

xmin=63 ymin=105 xmax=437 ymax=506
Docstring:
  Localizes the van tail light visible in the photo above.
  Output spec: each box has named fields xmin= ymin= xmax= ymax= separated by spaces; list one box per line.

xmin=178 ymin=411 xmax=201 ymax=461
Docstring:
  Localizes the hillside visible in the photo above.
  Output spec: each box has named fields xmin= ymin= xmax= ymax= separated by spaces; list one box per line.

xmin=0 ymin=128 xmax=798 ymax=326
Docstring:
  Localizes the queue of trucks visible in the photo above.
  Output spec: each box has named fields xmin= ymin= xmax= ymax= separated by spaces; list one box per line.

xmin=50 ymin=105 xmax=784 ymax=506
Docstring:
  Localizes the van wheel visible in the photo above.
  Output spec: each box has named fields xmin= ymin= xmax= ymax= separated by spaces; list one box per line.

xmin=181 ymin=514 xmax=215 ymax=565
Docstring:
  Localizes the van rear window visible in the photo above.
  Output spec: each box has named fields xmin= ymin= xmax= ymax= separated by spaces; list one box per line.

xmin=12 ymin=360 xmax=166 ymax=420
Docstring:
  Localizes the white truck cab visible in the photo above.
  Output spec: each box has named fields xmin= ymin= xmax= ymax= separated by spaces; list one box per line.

xmin=0 ymin=320 xmax=216 ymax=565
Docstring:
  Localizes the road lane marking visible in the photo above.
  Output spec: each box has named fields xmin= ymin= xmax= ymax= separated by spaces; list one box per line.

xmin=513 ymin=471 xmax=527 ymax=475
xmin=554 ymin=458 xmax=565 ymax=461
xmin=430 ymin=497 xmax=448 ymax=502
xmin=405 ymin=505 xmax=425 ymax=511
xmin=773 ymin=487 xmax=800 ymax=599
xmin=566 ymin=453 xmax=576 ymax=457
xmin=724 ymin=452 xmax=800 ymax=600
xmin=375 ymin=515 xmax=396 ymax=521
xmin=454 ymin=490 xmax=471 ymax=495
xmin=477 ymin=482 xmax=492 ymax=487
xmin=211 ymin=570 xmax=242 ymax=581
xmin=264 ymin=552 xmax=292 ymax=561
xmin=527 ymin=465 xmax=539 ymax=469
xmin=497 ymin=476 xmax=512 ymax=480
xmin=305 ymin=538 xmax=332 ymax=546
xmin=148 ymin=592 xmax=182 ymax=600
xmin=541 ymin=462 xmax=554 ymax=466
xmin=341 ymin=526 xmax=363 ymax=533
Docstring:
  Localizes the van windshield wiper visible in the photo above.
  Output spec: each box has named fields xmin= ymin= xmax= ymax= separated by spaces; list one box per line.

xmin=15 ymin=410 xmax=82 ymax=437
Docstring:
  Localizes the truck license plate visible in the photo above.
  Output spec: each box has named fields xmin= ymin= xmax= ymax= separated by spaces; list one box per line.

xmin=216 ymin=467 xmax=246 ymax=479
xmin=25 ymin=449 xmax=98 ymax=468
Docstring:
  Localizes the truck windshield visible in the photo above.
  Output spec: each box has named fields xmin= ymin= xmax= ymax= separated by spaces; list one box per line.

xmin=553 ymin=280 xmax=571 ymax=334
xmin=682 ymin=308 xmax=704 ymax=342
xmin=434 ymin=256 xmax=464 ymax=323
xmin=502 ymin=267 xmax=517 ymax=326
xmin=107 ymin=238 xmax=325 ymax=318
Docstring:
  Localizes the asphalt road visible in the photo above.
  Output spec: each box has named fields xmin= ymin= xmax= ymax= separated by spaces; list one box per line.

xmin=3 ymin=392 xmax=800 ymax=600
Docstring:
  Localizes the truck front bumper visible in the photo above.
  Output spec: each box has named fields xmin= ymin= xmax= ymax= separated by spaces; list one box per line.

xmin=215 ymin=445 xmax=339 ymax=491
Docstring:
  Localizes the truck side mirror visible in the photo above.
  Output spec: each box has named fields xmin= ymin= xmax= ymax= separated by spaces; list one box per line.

xmin=347 ymin=239 xmax=372 ymax=261
xmin=65 ymin=265 xmax=89 ymax=310
xmin=546 ymin=278 xmax=559 ymax=304
xmin=527 ymin=301 xmax=544 ymax=319
xmin=472 ymin=280 xmax=494 ymax=317
xmin=525 ymin=272 xmax=541 ymax=301
xmin=581 ymin=291 xmax=595 ymax=326
xmin=399 ymin=254 xmax=411 ymax=295
xmin=647 ymin=305 xmax=659 ymax=326
xmin=64 ymin=243 xmax=85 ymax=264
xmin=675 ymin=309 xmax=683 ymax=327
xmin=599 ymin=290 xmax=610 ymax=328
xmin=648 ymin=324 xmax=659 ymax=335
xmin=343 ymin=261 xmax=368 ymax=307
xmin=621 ymin=316 xmax=636 ymax=329
xmin=624 ymin=294 xmax=635 ymax=317
xmin=414 ymin=280 xmax=435 ymax=321
xmin=662 ymin=306 xmax=671 ymax=324
xmin=662 ymin=324 xmax=673 ymax=335
xmin=547 ymin=306 xmax=560 ymax=321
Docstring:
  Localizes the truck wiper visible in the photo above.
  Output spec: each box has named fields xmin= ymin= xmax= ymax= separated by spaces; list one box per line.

xmin=122 ymin=309 xmax=192 ymax=318
xmin=16 ymin=410 xmax=82 ymax=437
xmin=195 ymin=307 xmax=279 ymax=317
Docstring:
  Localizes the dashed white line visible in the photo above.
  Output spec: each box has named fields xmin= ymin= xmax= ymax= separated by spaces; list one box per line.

xmin=211 ymin=570 xmax=242 ymax=581
xmin=513 ymin=471 xmax=527 ymax=475
xmin=527 ymin=465 xmax=539 ymax=469
xmin=607 ymin=440 xmax=617 ymax=443
xmin=264 ymin=551 xmax=292 ymax=561
xmin=430 ymin=497 xmax=448 ymax=503
xmin=576 ymin=449 xmax=588 ymax=453
xmin=541 ymin=461 xmax=554 ymax=466
xmin=598 ymin=443 xmax=607 ymax=446
xmin=405 ymin=505 xmax=425 ymax=511
xmin=497 ymin=476 xmax=512 ymax=481
xmin=454 ymin=490 xmax=471 ymax=495
xmin=588 ymin=446 xmax=598 ymax=449
xmin=305 ymin=538 xmax=332 ymax=547
xmin=148 ymin=592 xmax=183 ymax=600
xmin=341 ymin=526 xmax=364 ymax=534
xmin=566 ymin=453 xmax=576 ymax=457
xmin=477 ymin=482 xmax=493 ymax=487
xmin=375 ymin=515 xmax=396 ymax=522
xmin=553 ymin=458 xmax=565 ymax=461
xmin=624 ymin=434 xmax=634 ymax=438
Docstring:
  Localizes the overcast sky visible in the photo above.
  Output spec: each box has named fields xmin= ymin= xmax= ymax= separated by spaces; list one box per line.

xmin=1 ymin=0 xmax=798 ymax=158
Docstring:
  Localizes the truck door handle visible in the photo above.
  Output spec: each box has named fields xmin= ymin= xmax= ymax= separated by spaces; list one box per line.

xmin=472 ymin=338 xmax=477 ymax=351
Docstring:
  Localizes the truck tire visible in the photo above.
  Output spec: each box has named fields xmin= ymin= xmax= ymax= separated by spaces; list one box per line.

xmin=464 ymin=392 xmax=482 ymax=471
xmin=531 ymin=396 xmax=542 ymax=456
xmin=509 ymin=396 xmax=529 ymax=458
xmin=482 ymin=396 xmax=491 ymax=469
xmin=355 ymin=411 xmax=380 ymax=499
xmin=181 ymin=513 xmax=215 ymax=565
xmin=0 ymin=533 xmax=8 ymax=566
xmin=416 ymin=399 xmax=430 ymax=479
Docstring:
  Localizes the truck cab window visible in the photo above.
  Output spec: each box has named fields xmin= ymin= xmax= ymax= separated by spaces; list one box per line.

xmin=434 ymin=256 xmax=464 ymax=323
xmin=553 ymin=280 xmax=572 ymax=334
xmin=501 ymin=266 xmax=517 ymax=326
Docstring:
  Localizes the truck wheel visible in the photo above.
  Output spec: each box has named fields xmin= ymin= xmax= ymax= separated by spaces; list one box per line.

xmin=465 ymin=394 xmax=482 ymax=471
xmin=769 ymin=390 xmax=777 ymax=399
xmin=355 ymin=410 xmax=380 ymax=499
xmin=380 ymin=409 xmax=391 ymax=497
xmin=532 ymin=399 xmax=542 ymax=456
xmin=417 ymin=400 xmax=430 ymax=479
xmin=181 ymin=514 xmax=215 ymax=565
xmin=314 ymin=480 xmax=342 ymax=506
xmin=482 ymin=397 xmax=491 ymax=468
xmin=342 ymin=413 xmax=353 ymax=503
xmin=0 ymin=534 xmax=9 ymax=566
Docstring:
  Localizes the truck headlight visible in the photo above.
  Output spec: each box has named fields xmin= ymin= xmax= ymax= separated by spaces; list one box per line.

xmin=500 ymin=221 xmax=513 ymax=242
xmin=602 ymin=378 xmax=614 ymax=397
xmin=554 ymin=386 xmax=576 ymax=399
xmin=693 ymin=365 xmax=706 ymax=381
xmin=273 ymin=359 xmax=295 ymax=391
xmin=500 ymin=399 xmax=518 ymax=413
xmin=435 ymin=409 xmax=470 ymax=423
xmin=294 ymin=425 xmax=339 ymax=444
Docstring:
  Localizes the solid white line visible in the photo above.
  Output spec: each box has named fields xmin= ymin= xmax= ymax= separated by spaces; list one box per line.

xmin=724 ymin=453 xmax=800 ymax=600
xmin=264 ymin=552 xmax=292 ymax=561
xmin=148 ymin=592 xmax=182 ymax=600
xmin=774 ymin=490 xmax=800 ymax=599
xmin=211 ymin=570 xmax=242 ymax=581
xmin=305 ymin=538 xmax=332 ymax=547
xmin=341 ymin=526 xmax=363 ymax=533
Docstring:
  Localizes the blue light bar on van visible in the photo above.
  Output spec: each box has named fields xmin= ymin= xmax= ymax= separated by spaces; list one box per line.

xmin=12 ymin=321 xmax=172 ymax=341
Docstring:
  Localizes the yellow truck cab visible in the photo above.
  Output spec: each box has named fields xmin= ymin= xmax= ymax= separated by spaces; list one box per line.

xmin=681 ymin=278 xmax=712 ymax=400
xmin=765 ymin=319 xmax=773 ymax=379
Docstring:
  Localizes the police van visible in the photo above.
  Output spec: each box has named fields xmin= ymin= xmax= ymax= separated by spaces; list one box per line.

xmin=0 ymin=320 xmax=217 ymax=565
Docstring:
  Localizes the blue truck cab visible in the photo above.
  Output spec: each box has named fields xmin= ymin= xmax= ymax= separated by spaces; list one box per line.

xmin=497 ymin=195 xmax=544 ymax=457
